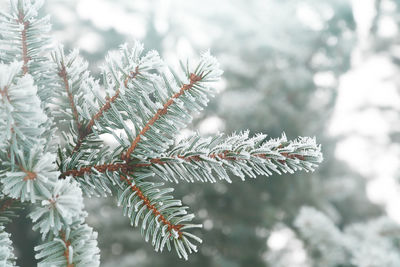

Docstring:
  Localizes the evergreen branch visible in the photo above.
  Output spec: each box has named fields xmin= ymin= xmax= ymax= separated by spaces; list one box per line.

xmin=29 ymin=178 xmax=84 ymax=238
xmin=51 ymin=47 xmax=96 ymax=135
xmin=108 ymin=48 xmax=222 ymax=159
xmin=137 ymin=132 xmax=322 ymax=183
xmin=116 ymin=172 xmax=202 ymax=259
xmin=59 ymin=162 xmax=133 ymax=179
xmin=119 ymin=174 xmax=184 ymax=236
xmin=1 ymin=2 xmax=99 ymax=265
xmin=0 ymin=0 xmax=54 ymax=103
xmin=0 ymin=0 xmax=326 ymax=261
xmin=121 ymin=72 xmax=203 ymax=161
xmin=59 ymin=139 xmax=311 ymax=179
xmin=59 ymin=132 xmax=321 ymax=185
xmin=0 ymin=62 xmax=47 ymax=148
xmin=1 ymin=147 xmax=58 ymax=203
xmin=35 ymin=222 xmax=100 ymax=267
xmin=70 ymin=66 xmax=140 ymax=154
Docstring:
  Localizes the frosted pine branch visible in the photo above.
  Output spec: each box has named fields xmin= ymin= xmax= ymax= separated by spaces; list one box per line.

xmin=0 ymin=0 xmax=323 ymax=263
xmin=141 ymin=132 xmax=322 ymax=183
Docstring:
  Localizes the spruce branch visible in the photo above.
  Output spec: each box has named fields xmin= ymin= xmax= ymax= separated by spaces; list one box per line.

xmin=0 ymin=0 xmax=54 ymax=103
xmin=0 ymin=0 xmax=325 ymax=263
xmin=134 ymin=132 xmax=322 ymax=183
xmin=1 ymin=146 xmax=58 ymax=202
xmin=29 ymin=178 xmax=84 ymax=238
xmin=51 ymin=47 xmax=94 ymax=137
xmin=121 ymin=72 xmax=204 ymax=161
xmin=0 ymin=62 xmax=47 ymax=147
xmin=60 ymin=132 xmax=322 ymax=184
xmin=117 ymin=172 xmax=202 ymax=259
xmin=35 ymin=222 xmax=100 ymax=267
xmin=1 ymin=2 xmax=99 ymax=265
xmin=69 ymin=63 xmax=140 ymax=154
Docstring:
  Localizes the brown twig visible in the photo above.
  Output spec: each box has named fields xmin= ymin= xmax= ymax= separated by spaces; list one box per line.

xmin=59 ymin=162 xmax=134 ymax=179
xmin=60 ymin=232 xmax=74 ymax=267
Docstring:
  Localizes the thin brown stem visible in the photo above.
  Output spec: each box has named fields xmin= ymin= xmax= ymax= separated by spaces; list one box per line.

xmin=59 ymin=162 xmax=133 ymax=179
xmin=60 ymin=232 xmax=74 ymax=267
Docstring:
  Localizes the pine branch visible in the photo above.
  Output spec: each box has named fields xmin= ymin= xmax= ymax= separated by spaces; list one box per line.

xmin=119 ymin=174 xmax=184 ymax=236
xmin=135 ymin=132 xmax=322 ymax=183
xmin=121 ymin=72 xmax=203 ymax=161
xmin=35 ymin=222 xmax=100 ymax=267
xmin=116 ymin=172 xmax=202 ymax=259
xmin=59 ymin=162 xmax=133 ymax=179
xmin=60 ymin=132 xmax=322 ymax=184
xmin=29 ymin=178 xmax=84 ymax=238
xmin=0 ymin=62 xmax=47 ymax=147
xmin=0 ymin=0 xmax=54 ymax=103
xmin=108 ymin=48 xmax=222 ymax=159
xmin=1 ymin=146 xmax=58 ymax=203
xmin=0 ymin=0 xmax=326 ymax=263
xmin=70 ymin=65 xmax=140 ymax=154
xmin=59 ymin=47 xmax=222 ymax=191
xmin=0 ymin=2 xmax=100 ymax=266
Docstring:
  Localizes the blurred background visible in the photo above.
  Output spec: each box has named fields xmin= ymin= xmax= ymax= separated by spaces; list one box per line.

xmin=4 ymin=0 xmax=400 ymax=266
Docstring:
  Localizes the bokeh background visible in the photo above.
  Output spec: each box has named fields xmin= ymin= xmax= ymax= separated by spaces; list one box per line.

xmin=4 ymin=0 xmax=400 ymax=266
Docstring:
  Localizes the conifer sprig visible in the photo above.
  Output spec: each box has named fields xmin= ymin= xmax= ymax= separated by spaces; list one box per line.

xmin=0 ymin=0 xmax=323 ymax=264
